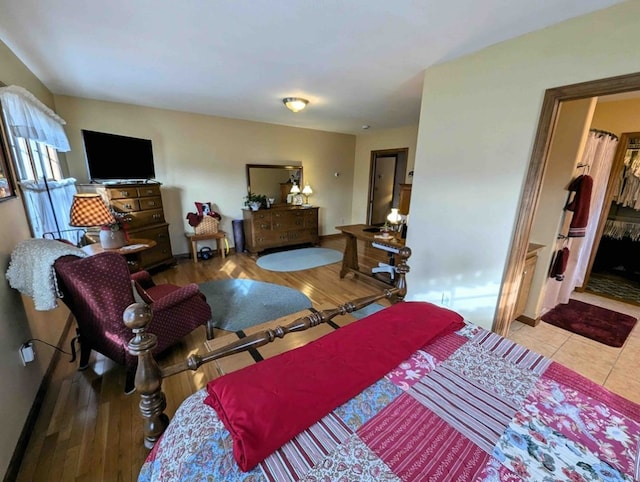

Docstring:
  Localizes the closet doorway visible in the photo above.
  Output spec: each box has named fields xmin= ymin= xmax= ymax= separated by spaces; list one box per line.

xmin=367 ymin=148 xmax=408 ymax=225
xmin=584 ymin=132 xmax=640 ymax=305
xmin=494 ymin=72 xmax=640 ymax=336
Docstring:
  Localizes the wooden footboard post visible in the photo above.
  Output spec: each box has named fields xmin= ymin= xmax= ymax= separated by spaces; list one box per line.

xmin=124 ymin=302 xmax=169 ymax=449
xmin=394 ymin=246 xmax=411 ymax=301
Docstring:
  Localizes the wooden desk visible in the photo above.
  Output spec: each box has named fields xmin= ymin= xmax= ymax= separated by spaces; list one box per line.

xmin=335 ymin=224 xmax=405 ymax=285
xmin=185 ymin=231 xmax=227 ymax=263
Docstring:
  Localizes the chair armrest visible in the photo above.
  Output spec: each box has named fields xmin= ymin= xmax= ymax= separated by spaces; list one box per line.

xmin=131 ymin=270 xmax=155 ymax=289
xmin=151 ymin=283 xmax=203 ymax=311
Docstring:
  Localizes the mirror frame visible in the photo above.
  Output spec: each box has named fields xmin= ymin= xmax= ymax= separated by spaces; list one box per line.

xmin=246 ymin=163 xmax=303 ymax=203
xmin=0 ymin=119 xmax=16 ymax=201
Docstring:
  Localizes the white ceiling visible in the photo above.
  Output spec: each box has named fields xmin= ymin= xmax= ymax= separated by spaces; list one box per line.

xmin=0 ymin=0 xmax=627 ymax=135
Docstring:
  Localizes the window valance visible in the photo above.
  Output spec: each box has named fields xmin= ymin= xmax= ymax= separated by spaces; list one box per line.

xmin=0 ymin=85 xmax=70 ymax=152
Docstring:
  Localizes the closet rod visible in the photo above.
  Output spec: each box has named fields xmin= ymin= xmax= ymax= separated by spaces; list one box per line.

xmin=590 ymin=128 xmax=618 ymax=141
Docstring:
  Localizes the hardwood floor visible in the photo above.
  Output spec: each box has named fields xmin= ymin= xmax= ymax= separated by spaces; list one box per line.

xmin=13 ymin=236 xmax=640 ymax=481
xmin=14 ymin=237 xmax=392 ymax=482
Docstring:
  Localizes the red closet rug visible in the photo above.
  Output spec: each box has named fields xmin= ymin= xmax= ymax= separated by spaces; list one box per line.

xmin=541 ymin=299 xmax=637 ymax=347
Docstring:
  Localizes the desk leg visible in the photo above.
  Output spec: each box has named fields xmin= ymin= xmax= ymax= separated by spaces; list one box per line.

xmin=340 ymin=234 xmax=359 ymax=278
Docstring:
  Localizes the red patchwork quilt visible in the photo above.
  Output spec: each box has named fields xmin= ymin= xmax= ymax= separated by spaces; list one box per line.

xmin=138 ymin=303 xmax=640 ymax=481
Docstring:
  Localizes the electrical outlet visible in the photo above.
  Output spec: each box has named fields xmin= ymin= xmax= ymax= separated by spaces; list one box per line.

xmin=20 ymin=342 xmax=35 ymax=366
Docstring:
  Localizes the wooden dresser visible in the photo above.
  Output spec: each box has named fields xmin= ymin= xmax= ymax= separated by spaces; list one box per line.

xmin=77 ymin=182 xmax=174 ymax=271
xmin=243 ymin=205 xmax=319 ymax=254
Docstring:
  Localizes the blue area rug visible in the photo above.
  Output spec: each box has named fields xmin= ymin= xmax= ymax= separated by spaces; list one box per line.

xmin=256 ymin=247 xmax=343 ymax=272
xmin=198 ymin=279 xmax=312 ymax=331
xmin=350 ymin=303 xmax=386 ymax=319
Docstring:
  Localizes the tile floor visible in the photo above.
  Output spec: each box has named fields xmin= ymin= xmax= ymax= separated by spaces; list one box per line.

xmin=508 ymin=291 xmax=640 ymax=404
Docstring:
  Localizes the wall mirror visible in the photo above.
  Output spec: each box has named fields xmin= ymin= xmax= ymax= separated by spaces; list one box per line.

xmin=246 ymin=164 xmax=303 ymax=204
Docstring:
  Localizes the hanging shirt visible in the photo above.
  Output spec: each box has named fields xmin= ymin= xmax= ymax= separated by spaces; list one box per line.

xmin=565 ymin=174 xmax=593 ymax=237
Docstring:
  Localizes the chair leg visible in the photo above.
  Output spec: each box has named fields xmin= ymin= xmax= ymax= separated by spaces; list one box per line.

xmin=206 ymin=319 xmax=215 ymax=340
xmin=78 ymin=339 xmax=92 ymax=371
xmin=125 ymin=368 xmax=136 ymax=395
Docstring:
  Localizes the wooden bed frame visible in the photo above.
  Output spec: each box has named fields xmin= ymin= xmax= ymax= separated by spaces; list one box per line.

xmin=124 ymin=246 xmax=412 ymax=449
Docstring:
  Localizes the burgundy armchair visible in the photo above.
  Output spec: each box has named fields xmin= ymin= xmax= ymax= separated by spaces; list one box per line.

xmin=54 ymin=251 xmax=213 ymax=393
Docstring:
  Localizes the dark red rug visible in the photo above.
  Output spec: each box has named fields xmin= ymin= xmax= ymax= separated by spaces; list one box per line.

xmin=541 ymin=299 xmax=637 ymax=347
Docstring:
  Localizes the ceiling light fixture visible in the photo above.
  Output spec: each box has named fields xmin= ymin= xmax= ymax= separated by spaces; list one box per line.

xmin=283 ymin=97 xmax=308 ymax=113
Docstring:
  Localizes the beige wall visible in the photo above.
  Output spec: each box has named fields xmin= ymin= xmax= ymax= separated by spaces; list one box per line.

xmin=409 ymin=1 xmax=640 ymax=330
xmin=352 ymin=125 xmax=418 ymax=223
xmin=0 ymin=39 xmax=70 ymax=477
xmin=53 ymin=96 xmax=356 ymax=254
xmin=592 ymin=97 xmax=640 ymax=137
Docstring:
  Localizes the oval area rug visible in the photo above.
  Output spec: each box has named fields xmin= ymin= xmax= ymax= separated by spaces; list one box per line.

xmin=199 ymin=279 xmax=312 ymax=332
xmin=256 ymin=247 xmax=342 ymax=272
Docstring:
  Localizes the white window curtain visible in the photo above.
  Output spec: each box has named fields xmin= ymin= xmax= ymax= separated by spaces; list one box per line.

xmin=545 ymin=131 xmax=618 ymax=308
xmin=0 ymin=85 xmax=70 ymax=152
xmin=19 ymin=178 xmax=77 ymax=243
xmin=0 ymin=85 xmax=76 ymax=242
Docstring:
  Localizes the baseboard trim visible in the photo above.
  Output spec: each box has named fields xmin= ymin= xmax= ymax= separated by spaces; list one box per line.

xmin=4 ymin=313 xmax=75 ymax=482
xmin=320 ymin=233 xmax=343 ymax=242
xmin=516 ymin=314 xmax=540 ymax=327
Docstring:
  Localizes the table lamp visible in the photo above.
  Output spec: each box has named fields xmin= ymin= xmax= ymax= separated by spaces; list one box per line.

xmin=302 ymin=184 xmax=313 ymax=206
xmin=386 ymin=208 xmax=403 ymax=238
xmin=69 ymin=193 xmax=123 ymax=249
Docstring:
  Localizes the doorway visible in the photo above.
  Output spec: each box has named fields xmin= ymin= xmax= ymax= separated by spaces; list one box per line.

xmin=494 ymin=72 xmax=640 ymax=336
xmin=367 ymin=148 xmax=408 ymax=225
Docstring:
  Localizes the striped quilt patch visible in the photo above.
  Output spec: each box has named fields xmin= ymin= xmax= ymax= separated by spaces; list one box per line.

xmin=409 ymin=364 xmax=518 ymax=454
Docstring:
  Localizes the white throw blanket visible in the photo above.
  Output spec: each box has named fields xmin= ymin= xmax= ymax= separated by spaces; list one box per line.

xmin=5 ymin=238 xmax=88 ymax=311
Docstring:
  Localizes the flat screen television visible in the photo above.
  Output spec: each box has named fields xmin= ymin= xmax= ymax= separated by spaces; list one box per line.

xmin=82 ymin=129 xmax=156 ymax=182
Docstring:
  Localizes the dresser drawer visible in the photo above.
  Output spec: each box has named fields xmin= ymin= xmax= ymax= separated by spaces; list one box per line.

xmin=250 ymin=210 xmax=272 ymax=223
xmin=107 ymin=187 xmax=139 ymax=199
xmin=139 ymin=196 xmax=163 ymax=211
xmin=252 ymin=231 xmax=281 ymax=248
xmin=137 ymin=185 xmax=161 ymax=198
xmin=111 ymin=198 xmax=140 ymax=213
xmin=133 ymin=224 xmax=171 ymax=243
xmin=139 ymin=240 xmax=173 ymax=267
xmin=288 ymin=228 xmax=317 ymax=244
xmin=127 ymin=209 xmax=165 ymax=229
xmin=303 ymin=209 xmax=318 ymax=228
xmin=273 ymin=210 xmax=305 ymax=230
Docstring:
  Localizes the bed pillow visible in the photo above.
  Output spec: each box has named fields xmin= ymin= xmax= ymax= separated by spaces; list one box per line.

xmin=205 ymin=301 xmax=465 ymax=471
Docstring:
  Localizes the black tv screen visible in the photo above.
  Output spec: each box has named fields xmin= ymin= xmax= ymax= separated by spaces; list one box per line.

xmin=82 ymin=130 xmax=155 ymax=181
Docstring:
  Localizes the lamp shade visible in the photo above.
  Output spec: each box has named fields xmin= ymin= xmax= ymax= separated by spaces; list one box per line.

xmin=290 ymin=183 xmax=301 ymax=194
xmin=69 ymin=193 xmax=115 ymax=227
xmin=302 ymin=184 xmax=313 ymax=196
xmin=387 ymin=208 xmax=402 ymax=225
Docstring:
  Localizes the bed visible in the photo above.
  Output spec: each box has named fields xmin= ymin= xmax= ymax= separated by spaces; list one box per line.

xmin=128 ymin=249 xmax=640 ymax=481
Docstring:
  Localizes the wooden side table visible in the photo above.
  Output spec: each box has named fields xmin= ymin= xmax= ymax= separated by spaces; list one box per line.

xmin=82 ymin=238 xmax=157 ymax=272
xmin=185 ymin=231 xmax=227 ymax=263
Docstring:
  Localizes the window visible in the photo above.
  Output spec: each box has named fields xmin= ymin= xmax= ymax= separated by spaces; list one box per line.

xmin=0 ymin=111 xmax=76 ymax=241
xmin=7 ymin=136 xmax=63 ymax=182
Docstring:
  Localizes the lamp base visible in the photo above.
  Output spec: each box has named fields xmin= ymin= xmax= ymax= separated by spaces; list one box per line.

xmin=100 ymin=229 xmax=126 ymax=249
